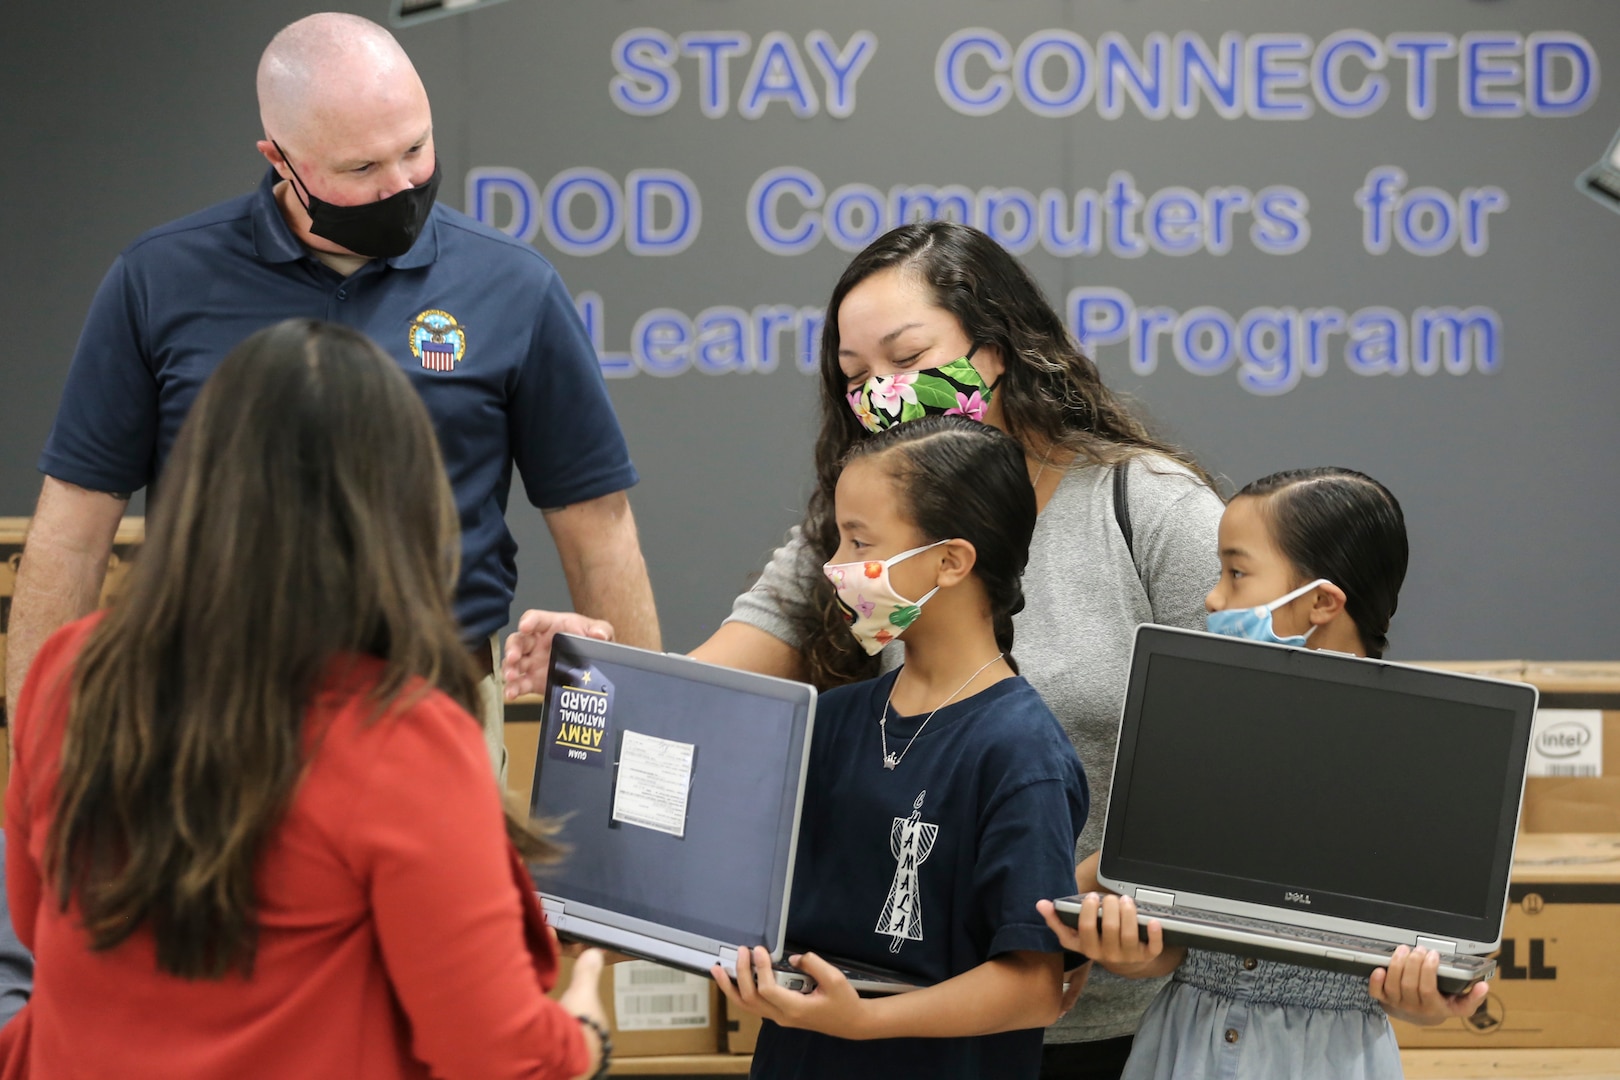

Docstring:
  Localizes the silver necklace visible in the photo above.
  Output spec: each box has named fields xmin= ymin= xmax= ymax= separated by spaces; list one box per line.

xmin=880 ymin=653 xmax=1004 ymax=770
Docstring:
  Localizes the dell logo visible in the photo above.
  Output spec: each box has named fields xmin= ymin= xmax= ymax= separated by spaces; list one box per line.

xmin=1497 ymin=938 xmax=1558 ymax=980
xmin=1284 ymin=891 xmax=1311 ymax=906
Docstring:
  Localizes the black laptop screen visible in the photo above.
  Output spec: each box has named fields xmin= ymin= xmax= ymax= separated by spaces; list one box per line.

xmin=1105 ymin=635 xmax=1534 ymax=939
xmin=530 ymin=638 xmax=812 ymax=950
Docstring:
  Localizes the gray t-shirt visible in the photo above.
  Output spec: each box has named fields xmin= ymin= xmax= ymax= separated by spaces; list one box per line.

xmin=725 ymin=454 xmax=1225 ymax=1044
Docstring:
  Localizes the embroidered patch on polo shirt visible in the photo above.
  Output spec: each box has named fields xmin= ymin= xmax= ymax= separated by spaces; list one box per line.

xmin=408 ymin=308 xmax=467 ymax=371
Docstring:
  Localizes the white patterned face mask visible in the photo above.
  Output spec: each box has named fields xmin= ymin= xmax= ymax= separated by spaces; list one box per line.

xmin=822 ymin=539 xmax=953 ymax=655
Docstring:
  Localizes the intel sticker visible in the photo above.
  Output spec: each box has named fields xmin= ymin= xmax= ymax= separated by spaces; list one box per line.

xmin=1527 ymin=709 xmax=1603 ymax=778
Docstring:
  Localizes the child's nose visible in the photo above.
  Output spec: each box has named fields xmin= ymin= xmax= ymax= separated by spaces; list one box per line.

xmin=1204 ymin=585 xmax=1221 ymax=612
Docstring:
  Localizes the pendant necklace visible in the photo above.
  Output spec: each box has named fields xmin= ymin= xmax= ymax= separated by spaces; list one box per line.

xmin=880 ymin=653 xmax=1004 ymax=770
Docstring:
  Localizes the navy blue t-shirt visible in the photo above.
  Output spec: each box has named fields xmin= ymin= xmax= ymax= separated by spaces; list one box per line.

xmin=755 ymin=670 xmax=1090 ymax=1080
xmin=40 ymin=170 xmax=637 ymax=642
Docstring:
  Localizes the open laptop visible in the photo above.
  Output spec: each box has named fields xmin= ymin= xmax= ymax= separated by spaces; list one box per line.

xmin=1055 ymin=625 xmax=1538 ymax=994
xmin=529 ymin=634 xmax=919 ymax=995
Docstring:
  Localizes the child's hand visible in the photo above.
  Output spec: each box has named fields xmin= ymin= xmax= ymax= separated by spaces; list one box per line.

xmin=1369 ymin=945 xmax=1489 ymax=1025
xmin=1037 ymin=895 xmax=1165 ymax=975
xmin=712 ymin=945 xmax=869 ymax=1041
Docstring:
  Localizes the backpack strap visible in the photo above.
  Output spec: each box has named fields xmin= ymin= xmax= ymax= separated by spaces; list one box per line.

xmin=1113 ymin=461 xmax=1137 ymax=570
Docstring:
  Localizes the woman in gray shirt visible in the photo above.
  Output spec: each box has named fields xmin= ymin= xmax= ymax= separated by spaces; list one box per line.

xmin=689 ymin=222 xmax=1226 ymax=1079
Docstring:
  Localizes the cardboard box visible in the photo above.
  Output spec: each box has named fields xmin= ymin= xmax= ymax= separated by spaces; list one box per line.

xmin=1520 ymin=665 xmax=1620 ymax=833
xmin=1394 ymin=834 xmax=1620 ymax=1049
xmin=1408 ymin=661 xmax=1529 ymax=680
xmin=1410 ymin=660 xmax=1620 ymax=833
xmin=504 ymin=711 xmax=543 ymax=806
xmin=551 ymin=956 xmax=725 ymax=1057
xmin=1401 ymin=1048 xmax=1620 ymax=1078
xmin=725 ymin=1002 xmax=764 ymax=1054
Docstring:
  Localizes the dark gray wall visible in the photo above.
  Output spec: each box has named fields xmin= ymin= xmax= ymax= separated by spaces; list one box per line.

xmin=5 ymin=1 xmax=1619 ymax=659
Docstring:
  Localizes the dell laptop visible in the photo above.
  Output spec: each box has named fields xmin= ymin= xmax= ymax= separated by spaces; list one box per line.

xmin=1055 ymin=624 xmax=1538 ymax=994
xmin=529 ymin=634 xmax=918 ymax=994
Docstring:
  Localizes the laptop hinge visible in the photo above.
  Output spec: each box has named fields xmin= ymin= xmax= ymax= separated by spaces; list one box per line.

xmin=1135 ymin=888 xmax=1176 ymax=907
xmin=717 ymin=946 xmax=739 ymax=970
xmin=1416 ymin=936 xmax=1457 ymax=956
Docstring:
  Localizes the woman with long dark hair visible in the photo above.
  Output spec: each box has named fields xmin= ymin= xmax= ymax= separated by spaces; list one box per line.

xmin=713 ymin=223 xmax=1226 ymax=1076
xmin=509 ymin=222 xmax=1226 ymax=1078
xmin=3 ymin=319 xmax=610 ymax=1079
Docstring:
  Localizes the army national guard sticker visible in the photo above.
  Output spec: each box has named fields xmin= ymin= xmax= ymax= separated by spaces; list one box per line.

xmin=408 ymin=309 xmax=467 ymax=372
xmin=548 ymin=665 xmax=614 ymax=766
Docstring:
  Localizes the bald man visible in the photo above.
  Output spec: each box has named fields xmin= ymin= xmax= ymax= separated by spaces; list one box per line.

xmin=9 ymin=13 xmax=660 ymax=781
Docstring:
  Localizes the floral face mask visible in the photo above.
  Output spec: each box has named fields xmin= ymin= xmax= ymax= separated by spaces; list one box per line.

xmin=823 ymin=539 xmax=952 ymax=655
xmin=846 ymin=347 xmax=998 ymax=434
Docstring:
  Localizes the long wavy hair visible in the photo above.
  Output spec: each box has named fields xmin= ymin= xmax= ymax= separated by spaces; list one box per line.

xmin=46 ymin=318 xmax=553 ymax=980
xmin=795 ymin=221 xmax=1213 ymax=689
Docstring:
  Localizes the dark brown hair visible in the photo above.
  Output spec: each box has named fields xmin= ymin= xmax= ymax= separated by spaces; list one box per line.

xmin=47 ymin=318 xmax=549 ymax=980
xmin=796 ymin=221 xmax=1212 ymax=688
xmin=842 ymin=417 xmax=1036 ymax=672
xmin=1237 ymin=467 xmax=1409 ymax=658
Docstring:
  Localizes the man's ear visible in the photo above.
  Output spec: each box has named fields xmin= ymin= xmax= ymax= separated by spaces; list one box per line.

xmin=256 ymin=139 xmax=290 ymax=180
xmin=934 ymin=538 xmax=978 ymax=588
xmin=1307 ymin=581 xmax=1348 ymax=626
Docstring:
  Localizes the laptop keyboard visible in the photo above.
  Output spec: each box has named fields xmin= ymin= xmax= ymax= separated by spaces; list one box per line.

xmin=1135 ymin=902 xmax=1399 ymax=953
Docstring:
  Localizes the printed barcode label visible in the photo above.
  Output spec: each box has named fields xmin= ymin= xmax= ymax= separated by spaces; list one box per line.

xmin=626 ymin=966 xmax=689 ymax=986
xmin=620 ymin=993 xmax=703 ymax=1015
xmin=1539 ymin=765 xmax=1599 ymax=777
xmin=1527 ymin=709 xmax=1603 ymax=778
xmin=613 ymin=961 xmax=711 ymax=1031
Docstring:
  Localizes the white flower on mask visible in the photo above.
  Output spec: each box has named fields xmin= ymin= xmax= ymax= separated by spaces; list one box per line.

xmin=867 ymin=373 xmax=918 ymax=416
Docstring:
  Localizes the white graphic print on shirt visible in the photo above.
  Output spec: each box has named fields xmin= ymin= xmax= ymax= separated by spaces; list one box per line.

xmin=875 ymin=789 xmax=939 ymax=953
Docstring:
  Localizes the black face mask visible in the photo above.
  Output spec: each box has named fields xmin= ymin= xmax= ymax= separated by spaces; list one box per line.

xmin=273 ymin=140 xmax=440 ymax=259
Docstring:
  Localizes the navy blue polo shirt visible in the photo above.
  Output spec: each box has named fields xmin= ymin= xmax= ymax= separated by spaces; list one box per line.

xmin=41 ymin=170 xmax=637 ymax=643
xmin=754 ymin=671 xmax=1089 ymax=1080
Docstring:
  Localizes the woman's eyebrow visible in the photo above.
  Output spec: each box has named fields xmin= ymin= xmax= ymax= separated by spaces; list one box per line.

xmin=879 ymin=322 xmax=925 ymax=346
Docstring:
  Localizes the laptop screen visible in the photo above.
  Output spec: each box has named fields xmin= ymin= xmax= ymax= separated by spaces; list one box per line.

xmin=529 ymin=636 xmax=814 ymax=952
xmin=1102 ymin=627 xmax=1537 ymax=944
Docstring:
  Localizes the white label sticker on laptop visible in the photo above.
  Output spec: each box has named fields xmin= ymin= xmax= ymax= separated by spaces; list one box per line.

xmin=612 ymin=729 xmax=696 ymax=837
xmin=613 ymin=961 xmax=711 ymax=1031
xmin=1527 ymin=709 xmax=1603 ymax=777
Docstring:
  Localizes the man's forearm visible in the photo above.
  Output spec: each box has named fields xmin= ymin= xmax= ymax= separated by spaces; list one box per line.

xmin=7 ymin=542 xmax=111 ymax=718
xmin=5 ymin=482 xmax=126 ymax=741
xmin=562 ymin=542 xmax=660 ymax=652
xmin=544 ymin=493 xmax=661 ymax=653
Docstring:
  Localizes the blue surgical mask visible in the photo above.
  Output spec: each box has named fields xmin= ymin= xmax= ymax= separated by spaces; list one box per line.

xmin=1206 ymin=578 xmax=1333 ymax=647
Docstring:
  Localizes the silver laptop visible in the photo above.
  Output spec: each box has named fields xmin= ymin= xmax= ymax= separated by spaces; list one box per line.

xmin=529 ymin=634 xmax=919 ymax=995
xmin=1055 ymin=625 xmax=1538 ymax=994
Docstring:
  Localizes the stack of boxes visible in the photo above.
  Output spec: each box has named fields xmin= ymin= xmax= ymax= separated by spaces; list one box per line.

xmin=1395 ymin=662 xmax=1620 ymax=1074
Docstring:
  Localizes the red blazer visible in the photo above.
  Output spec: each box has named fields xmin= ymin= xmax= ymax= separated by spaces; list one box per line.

xmin=1 ymin=616 xmax=588 ymax=1080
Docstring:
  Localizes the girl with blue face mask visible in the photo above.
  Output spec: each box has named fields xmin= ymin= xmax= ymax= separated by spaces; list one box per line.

xmin=1040 ymin=468 xmax=1487 ymax=1080
xmin=1202 ymin=467 xmax=1408 ymax=657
